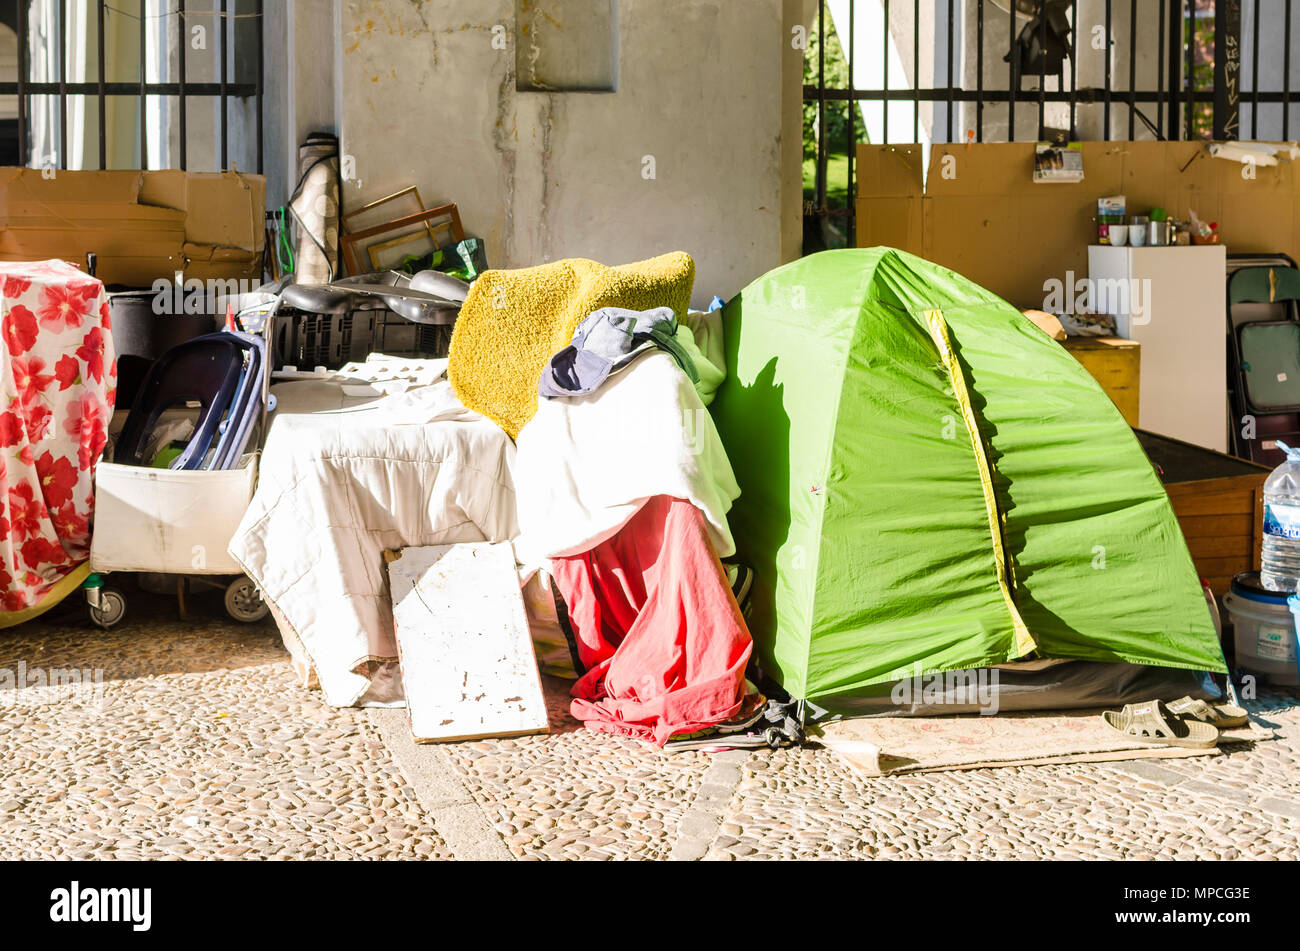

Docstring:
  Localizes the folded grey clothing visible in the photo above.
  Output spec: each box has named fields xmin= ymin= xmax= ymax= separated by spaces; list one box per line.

xmin=539 ymin=306 xmax=699 ymax=399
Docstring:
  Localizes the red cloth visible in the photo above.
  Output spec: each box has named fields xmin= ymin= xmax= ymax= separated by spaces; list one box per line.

xmin=551 ymin=495 xmax=752 ymax=746
xmin=0 ymin=261 xmax=115 ymax=619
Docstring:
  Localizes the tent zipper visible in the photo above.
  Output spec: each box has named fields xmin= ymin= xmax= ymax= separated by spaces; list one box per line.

xmin=921 ymin=309 xmax=1038 ymax=660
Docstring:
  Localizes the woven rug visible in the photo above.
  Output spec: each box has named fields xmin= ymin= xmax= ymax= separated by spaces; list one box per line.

xmin=814 ymin=709 xmax=1275 ymax=777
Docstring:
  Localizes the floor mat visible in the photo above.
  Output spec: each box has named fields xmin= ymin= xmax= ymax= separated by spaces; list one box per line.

xmin=814 ymin=709 xmax=1275 ymax=777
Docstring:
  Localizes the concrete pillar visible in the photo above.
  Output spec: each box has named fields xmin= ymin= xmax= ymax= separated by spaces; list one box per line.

xmin=261 ymin=0 xmax=341 ymax=208
xmin=333 ymin=0 xmax=789 ymax=304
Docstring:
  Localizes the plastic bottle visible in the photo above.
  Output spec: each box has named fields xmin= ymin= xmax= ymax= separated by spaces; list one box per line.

xmin=1260 ymin=441 xmax=1300 ymax=592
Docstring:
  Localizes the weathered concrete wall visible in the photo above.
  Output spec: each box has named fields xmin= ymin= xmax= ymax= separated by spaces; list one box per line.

xmin=336 ymin=0 xmax=798 ymax=305
xmin=261 ymin=0 xmax=344 ymax=207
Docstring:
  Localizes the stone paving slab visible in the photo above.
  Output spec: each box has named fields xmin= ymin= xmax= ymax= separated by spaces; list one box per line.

xmin=368 ymin=707 xmax=512 ymax=860
xmin=2 ymin=591 xmax=1298 ymax=861
xmin=670 ymin=749 xmax=750 ymax=861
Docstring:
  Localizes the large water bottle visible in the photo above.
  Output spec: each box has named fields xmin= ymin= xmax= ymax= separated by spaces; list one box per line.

xmin=1261 ymin=441 xmax=1300 ymax=592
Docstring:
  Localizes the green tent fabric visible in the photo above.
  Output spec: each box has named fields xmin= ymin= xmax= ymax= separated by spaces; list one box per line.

xmin=710 ymin=248 xmax=1226 ymax=707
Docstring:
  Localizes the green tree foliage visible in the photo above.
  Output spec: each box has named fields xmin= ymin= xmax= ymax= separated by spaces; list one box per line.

xmin=803 ymin=18 xmax=869 ymax=163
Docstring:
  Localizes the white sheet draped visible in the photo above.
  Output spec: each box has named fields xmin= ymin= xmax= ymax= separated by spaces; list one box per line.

xmin=229 ymin=380 xmax=517 ymax=706
xmin=512 ymin=320 xmax=740 ymax=569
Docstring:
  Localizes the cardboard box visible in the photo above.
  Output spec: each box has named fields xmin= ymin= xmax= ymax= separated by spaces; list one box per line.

xmin=1136 ymin=429 xmax=1270 ymax=597
xmin=1022 ymin=309 xmax=1067 ymax=340
xmin=855 ymin=140 xmax=1300 ymax=309
xmin=0 ymin=167 xmax=265 ymax=286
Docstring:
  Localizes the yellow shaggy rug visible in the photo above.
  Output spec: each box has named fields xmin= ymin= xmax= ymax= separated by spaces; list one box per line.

xmin=448 ymin=252 xmax=695 ymax=438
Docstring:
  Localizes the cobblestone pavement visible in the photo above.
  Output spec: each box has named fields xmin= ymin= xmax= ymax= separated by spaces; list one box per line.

xmin=2 ymin=589 xmax=1298 ymax=861
xmin=0 ymin=594 xmax=451 ymax=860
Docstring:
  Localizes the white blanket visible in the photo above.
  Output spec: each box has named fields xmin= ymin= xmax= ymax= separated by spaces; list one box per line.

xmin=229 ymin=380 xmax=517 ymax=707
xmin=513 ymin=342 xmax=740 ymax=569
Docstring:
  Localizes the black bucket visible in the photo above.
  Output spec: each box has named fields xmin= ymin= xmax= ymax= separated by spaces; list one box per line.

xmin=108 ymin=288 xmax=217 ymax=409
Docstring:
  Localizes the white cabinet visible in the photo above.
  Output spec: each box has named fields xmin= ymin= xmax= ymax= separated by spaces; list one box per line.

xmin=1087 ymin=244 xmax=1227 ymax=452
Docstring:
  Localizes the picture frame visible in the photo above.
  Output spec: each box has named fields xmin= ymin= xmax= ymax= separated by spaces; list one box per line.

xmin=367 ymin=229 xmax=439 ymax=271
xmin=342 ymin=186 xmax=429 ymax=235
xmin=339 ymin=203 xmax=466 ymax=276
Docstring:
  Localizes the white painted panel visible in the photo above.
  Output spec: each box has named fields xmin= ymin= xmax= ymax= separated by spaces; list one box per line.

xmin=388 ymin=542 xmax=549 ymax=743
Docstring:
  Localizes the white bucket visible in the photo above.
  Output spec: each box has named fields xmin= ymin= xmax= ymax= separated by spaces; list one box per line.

xmin=1224 ymin=587 xmax=1300 ymax=685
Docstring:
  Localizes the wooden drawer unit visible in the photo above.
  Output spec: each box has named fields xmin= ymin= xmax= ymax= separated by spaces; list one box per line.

xmin=1062 ymin=336 xmax=1140 ymax=427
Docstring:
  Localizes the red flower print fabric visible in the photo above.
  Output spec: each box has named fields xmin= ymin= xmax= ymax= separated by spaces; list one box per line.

xmin=0 ymin=260 xmax=116 ymax=619
xmin=3 ymin=306 xmax=39 ymax=356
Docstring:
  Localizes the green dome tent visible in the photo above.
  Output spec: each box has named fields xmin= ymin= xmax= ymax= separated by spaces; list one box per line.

xmin=710 ymin=248 xmax=1226 ymax=711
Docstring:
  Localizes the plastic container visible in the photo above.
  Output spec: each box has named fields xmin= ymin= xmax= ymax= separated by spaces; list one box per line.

xmin=108 ymin=288 xmax=219 ymax=409
xmin=1224 ymin=572 xmax=1299 ymax=684
xmin=1287 ymin=594 xmax=1300 ymax=687
xmin=90 ymin=454 xmax=258 ymax=574
xmin=1260 ymin=440 xmax=1300 ymax=591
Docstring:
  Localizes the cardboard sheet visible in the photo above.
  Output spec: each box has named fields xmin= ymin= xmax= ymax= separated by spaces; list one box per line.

xmin=0 ymin=167 xmax=265 ymax=286
xmin=856 ymin=141 xmax=1300 ymax=309
xmin=816 ymin=709 xmax=1275 ymax=777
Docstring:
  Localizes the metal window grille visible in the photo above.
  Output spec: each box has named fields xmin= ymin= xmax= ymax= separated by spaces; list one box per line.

xmin=806 ymin=0 xmax=1290 ymax=244
xmin=0 ymin=0 xmax=263 ymax=171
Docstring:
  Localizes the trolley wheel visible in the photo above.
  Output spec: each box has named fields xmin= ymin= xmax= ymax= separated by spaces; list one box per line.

xmin=224 ymin=577 xmax=269 ymax=623
xmin=88 ymin=588 xmax=127 ymax=629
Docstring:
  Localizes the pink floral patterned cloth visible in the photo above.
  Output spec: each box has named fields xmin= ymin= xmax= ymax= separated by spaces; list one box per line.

xmin=0 ymin=260 xmax=116 ymax=618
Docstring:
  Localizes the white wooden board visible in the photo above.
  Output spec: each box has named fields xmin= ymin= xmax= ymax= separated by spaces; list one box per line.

xmin=387 ymin=542 xmax=549 ymax=743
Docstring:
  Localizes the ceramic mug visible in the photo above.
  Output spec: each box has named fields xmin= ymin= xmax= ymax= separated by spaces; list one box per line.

xmin=1110 ymin=224 xmax=1129 ymax=246
xmin=1128 ymin=223 xmax=1147 ymax=246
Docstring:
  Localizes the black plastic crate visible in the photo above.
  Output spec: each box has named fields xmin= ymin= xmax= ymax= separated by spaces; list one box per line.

xmin=274 ymin=310 xmax=377 ymax=369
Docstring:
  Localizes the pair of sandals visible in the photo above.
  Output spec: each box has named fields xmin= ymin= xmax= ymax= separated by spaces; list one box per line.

xmin=1100 ymin=696 xmax=1249 ymax=749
